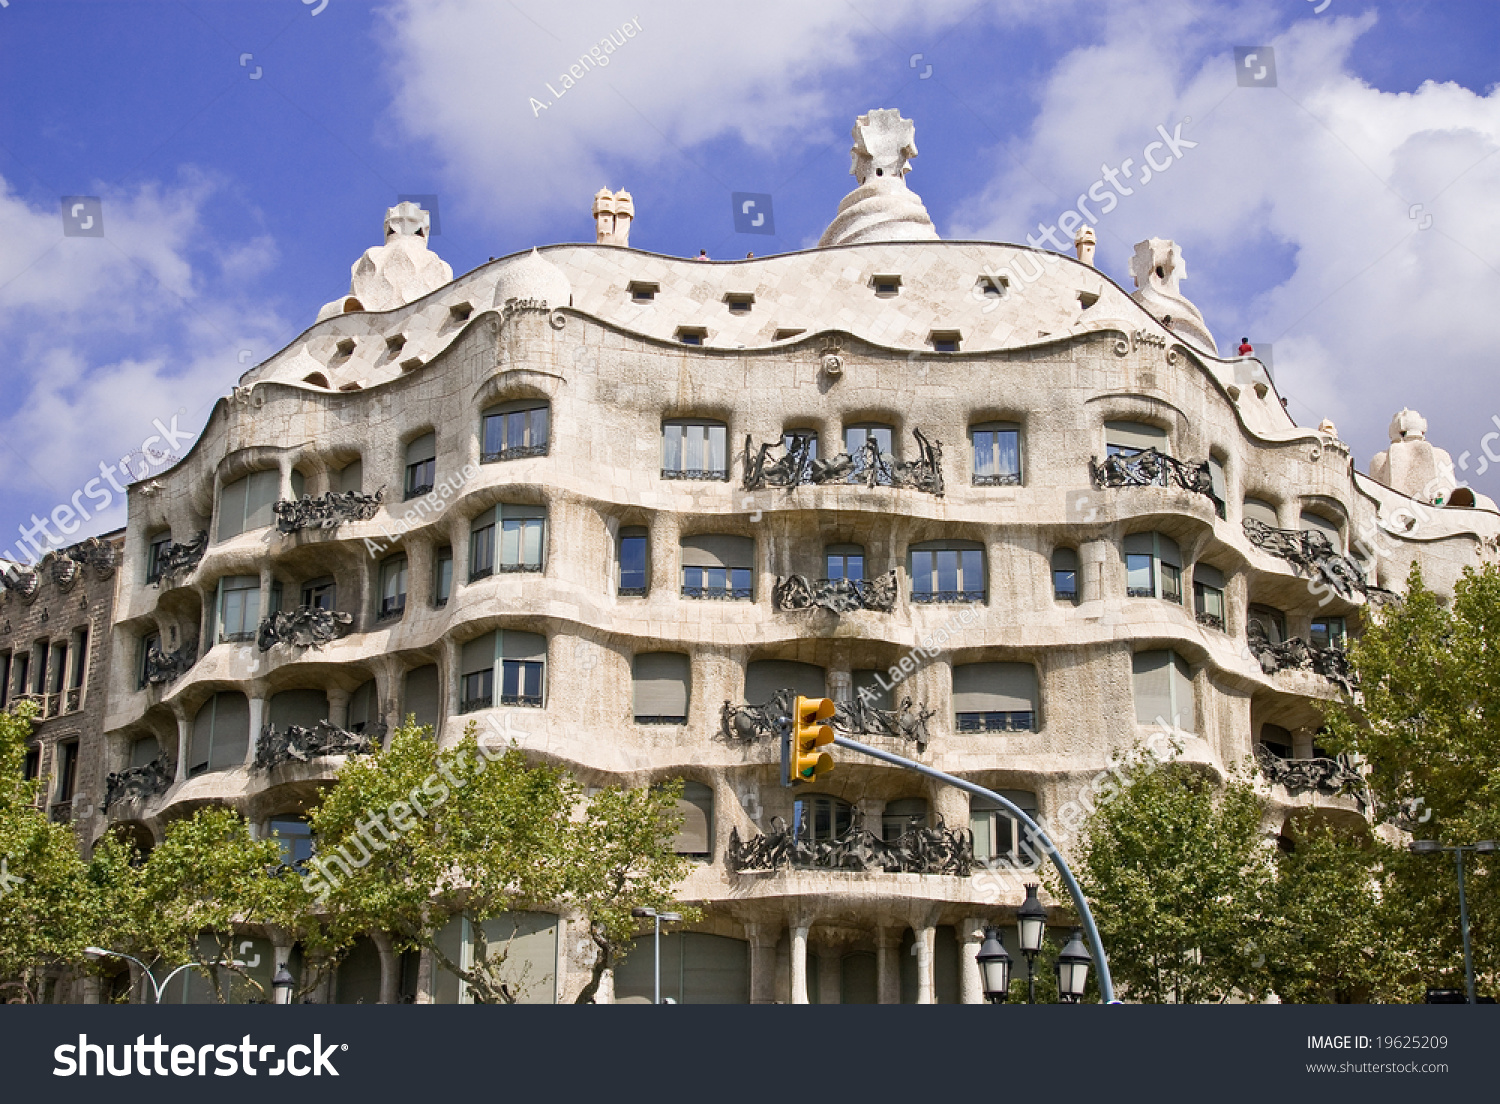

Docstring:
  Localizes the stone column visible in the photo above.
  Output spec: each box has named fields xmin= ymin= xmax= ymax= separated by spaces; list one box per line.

xmin=914 ymin=924 xmax=936 ymax=1004
xmin=371 ymin=930 xmax=399 ymax=1005
xmin=958 ymin=917 xmax=985 ymax=1004
xmin=277 ymin=456 xmax=296 ymax=504
xmin=442 ymin=636 xmax=461 ymax=731
xmin=258 ymin=563 xmax=276 ymax=628
xmin=876 ymin=927 xmax=900 ymax=1005
xmin=827 ymin=669 xmax=852 ymax=704
xmin=245 ymin=694 xmax=266 ymax=768
xmin=448 ymin=513 xmax=471 ymax=593
xmin=745 ymin=922 xmax=778 ymax=1005
xmin=1080 ymin=538 xmax=1110 ymax=604
xmin=327 ymin=687 xmax=351 ymax=731
xmin=789 ymin=922 xmax=811 ymax=1005
xmin=817 ymin=943 xmax=842 ymax=1004
xmin=413 ymin=948 xmax=435 ymax=1004
xmin=175 ymin=715 xmax=191 ymax=784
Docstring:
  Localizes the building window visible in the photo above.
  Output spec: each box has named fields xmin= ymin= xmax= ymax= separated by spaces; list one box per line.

xmin=1248 ymin=604 xmax=1287 ymax=645
xmin=633 ymin=652 xmax=690 ymax=724
xmin=971 ymin=422 xmax=1021 ymax=486
xmin=1259 ymin=723 xmax=1293 ymax=761
xmin=128 ymin=735 xmax=160 ymax=769
xmin=301 ymin=576 xmax=337 ymax=611
xmin=1300 ymin=509 xmax=1343 ymax=551
xmin=269 ymin=689 xmax=330 ymax=731
xmin=1123 ymin=532 xmax=1182 ymax=603
xmin=405 ymin=433 xmax=436 ymax=500
xmin=269 ymin=816 xmax=315 ymax=868
xmin=845 ymin=423 xmax=894 ymax=485
xmin=433 ymin=546 xmax=452 ymax=607
xmin=1132 ymin=650 xmax=1195 ymax=731
xmin=1105 ymin=420 xmax=1169 ymax=461
xmin=337 ymin=459 xmax=363 ymax=494
xmin=217 ymin=470 xmax=281 ymax=540
xmin=825 ymin=543 xmax=864 ymax=582
xmin=882 ymin=797 xmax=929 ymax=842
xmin=54 ymin=740 xmax=79 ymax=815
xmin=146 ymin=531 xmax=172 ymax=583
xmin=188 ymin=692 xmax=251 ymax=776
xmin=870 ymin=274 xmax=902 ymax=297
xmin=1208 ymin=455 xmax=1227 ymax=519
xmin=1193 ymin=565 xmax=1226 ymax=631
xmin=460 ymin=631 xmax=547 ymax=712
xmin=793 ymin=794 xmax=855 ymax=845
xmin=975 ymin=274 xmax=1007 ymax=298
xmin=675 ymin=326 xmax=708 ymax=345
xmin=724 ymin=293 xmax=754 ymax=314
xmin=404 ymin=665 xmax=441 ymax=733
xmin=1051 ymin=547 xmax=1079 ymax=603
xmin=673 ymin=781 xmax=714 ymax=859
xmin=348 ymin=680 xmax=378 ymax=734
xmin=970 ymin=790 xmax=1040 ymax=866
xmin=215 ymin=576 xmax=261 ymax=643
xmin=662 ymin=419 xmax=728 ymax=480
xmin=744 ymin=660 xmax=826 ymax=704
xmin=618 ymin=526 xmax=649 ymax=597
xmin=627 ymin=281 xmax=658 ymax=302
xmin=137 ymin=633 xmax=159 ymax=691
xmin=1243 ymin=497 xmax=1279 ymax=528
xmin=928 ymin=330 xmax=961 ymax=353
xmin=11 ymin=652 xmax=28 ymax=703
xmin=853 ymin=669 xmax=892 ymax=711
xmin=680 ymin=534 xmax=754 ymax=600
xmin=952 ymin=662 xmax=1038 ymax=732
xmin=23 ymin=746 xmax=40 ymax=781
xmin=910 ymin=540 xmax=985 ymax=604
xmin=379 ymin=555 xmax=408 ymax=620
xmin=481 ymin=401 xmax=550 ymax=463
xmin=0 ymin=652 xmax=9 ymax=708
xmin=1310 ymin=615 xmax=1346 ymax=651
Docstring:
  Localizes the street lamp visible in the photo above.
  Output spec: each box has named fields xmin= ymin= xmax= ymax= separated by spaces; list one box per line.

xmin=1055 ymin=929 xmax=1093 ymax=1004
xmin=1016 ymin=882 xmax=1048 ymax=1004
xmin=1409 ymin=838 xmax=1497 ymax=1004
xmin=272 ymin=963 xmax=296 ymax=1005
xmin=631 ymin=907 xmax=682 ymax=1005
xmin=976 ymin=927 xmax=1011 ymax=1004
xmin=84 ymin=947 xmax=197 ymax=1004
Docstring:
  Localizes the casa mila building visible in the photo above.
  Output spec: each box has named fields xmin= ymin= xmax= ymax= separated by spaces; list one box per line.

xmin=26 ymin=107 xmax=1493 ymax=1003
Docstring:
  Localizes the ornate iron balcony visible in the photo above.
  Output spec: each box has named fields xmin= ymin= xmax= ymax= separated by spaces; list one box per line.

xmin=256 ymin=606 xmax=352 ymax=651
xmin=617 ymin=585 xmax=648 ymax=598
xmin=1246 ymin=624 xmax=1355 ymax=693
xmin=103 ymin=753 xmax=173 ymax=812
xmin=255 ymin=721 xmax=381 ymax=771
xmin=720 ymin=687 xmax=935 ymax=751
xmin=496 ymin=562 xmax=543 ymax=574
xmin=743 ymin=428 xmax=944 ymax=496
xmin=729 ymin=814 xmax=972 ymax=876
xmin=274 ymin=489 xmax=383 ymax=534
xmin=459 ymin=695 xmax=493 ymax=714
xmin=660 ymin=467 xmax=729 ymax=481
xmin=773 ymin=570 xmax=898 ymax=614
xmin=635 ymin=715 xmax=687 ymax=726
xmin=1254 ymin=744 xmax=1365 ymax=806
xmin=481 ymin=443 xmax=549 ymax=464
xmin=150 ymin=531 xmax=208 ymax=586
xmin=499 ymin=693 xmax=543 ymax=708
xmin=955 ymin=710 xmax=1035 ymax=733
xmin=972 ymin=472 xmax=1022 ymax=487
xmin=144 ymin=640 xmax=196 ymax=685
xmin=1195 ymin=611 xmax=1226 ymax=632
xmin=910 ymin=589 xmax=984 ymax=605
xmin=1241 ymin=518 xmax=1391 ymax=604
xmin=681 ymin=585 xmax=753 ymax=601
xmin=376 ymin=601 xmax=405 ymax=622
xmin=404 ymin=482 xmax=434 ymax=501
xmin=1089 ymin=448 xmax=1223 ymax=516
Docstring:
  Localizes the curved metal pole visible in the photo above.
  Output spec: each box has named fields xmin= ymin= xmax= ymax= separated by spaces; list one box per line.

xmin=833 ymin=734 xmax=1117 ymax=1004
xmin=156 ymin=962 xmax=199 ymax=1004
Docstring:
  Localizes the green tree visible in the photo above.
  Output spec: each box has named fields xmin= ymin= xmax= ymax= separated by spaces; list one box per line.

xmin=1322 ymin=561 xmax=1500 ymax=995
xmin=1062 ymin=752 xmax=1274 ymax=1003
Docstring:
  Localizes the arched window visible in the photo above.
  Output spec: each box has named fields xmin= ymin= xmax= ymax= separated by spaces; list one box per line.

xmin=1051 ymin=547 xmax=1079 ymax=603
xmin=825 ymin=543 xmax=864 ymax=582
xmin=482 ymin=400 xmax=550 ymax=463
xmin=1123 ymin=532 xmax=1182 ymax=603
xmin=1243 ymin=497 xmax=1279 ymax=527
xmin=378 ymin=554 xmax=408 ymax=620
xmin=460 ymin=631 xmax=547 ymax=712
xmin=1105 ymin=420 xmax=1168 ymax=462
xmin=970 ymin=422 xmax=1021 ymax=486
xmin=662 ymin=418 xmax=728 ymax=480
xmin=970 ymin=790 xmax=1040 ymax=866
xmin=844 ymin=423 xmax=895 ymax=484
xmin=1299 ymin=509 xmax=1342 ymax=551
xmin=681 ymin=534 xmax=753 ymax=600
xmin=268 ymin=689 xmax=329 ymax=731
xmin=618 ymin=526 xmax=649 ymax=596
xmin=953 ymin=662 xmax=1038 ymax=732
xmin=1248 ymin=604 xmax=1287 ymax=645
xmin=744 ymin=660 xmax=826 ymax=704
xmin=214 ymin=576 xmax=260 ymax=644
xmin=1192 ymin=564 xmax=1226 ymax=630
xmin=471 ymin=505 xmax=546 ymax=580
xmin=217 ymin=470 xmax=281 ymax=540
xmin=269 ymin=815 xmax=315 ymax=868
xmin=404 ymin=433 xmax=436 ymax=500
xmin=633 ymin=653 xmax=690 ymax=724
xmin=792 ymin=794 xmax=855 ymax=846
xmin=145 ymin=531 xmax=172 ymax=584
xmin=1132 ymin=650 xmax=1195 ymax=731
xmin=1310 ymin=615 xmax=1346 ymax=651
xmin=348 ymin=679 xmax=378 ymax=734
xmin=128 ymin=735 xmax=162 ymax=769
xmin=1259 ymin=723 xmax=1293 ymax=760
xmin=188 ymin=692 xmax=250 ymax=776
xmin=882 ymin=797 xmax=929 ymax=842
xmin=673 ymin=781 xmax=714 ymax=859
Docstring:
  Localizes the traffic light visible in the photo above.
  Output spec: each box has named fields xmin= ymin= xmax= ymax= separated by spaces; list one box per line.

xmin=786 ymin=695 xmax=836 ymax=785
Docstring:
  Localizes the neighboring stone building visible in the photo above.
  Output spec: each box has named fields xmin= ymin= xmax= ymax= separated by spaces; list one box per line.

xmin=76 ymin=108 xmax=1500 ymax=1003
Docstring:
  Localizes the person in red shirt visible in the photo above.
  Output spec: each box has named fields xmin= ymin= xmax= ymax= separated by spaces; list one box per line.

xmin=1238 ymin=337 xmax=1254 ymax=356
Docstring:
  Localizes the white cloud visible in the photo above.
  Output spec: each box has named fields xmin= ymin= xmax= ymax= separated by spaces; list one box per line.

xmin=950 ymin=3 xmax=1500 ymax=493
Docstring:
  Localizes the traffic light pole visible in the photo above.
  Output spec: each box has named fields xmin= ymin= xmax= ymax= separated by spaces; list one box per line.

xmin=831 ymin=734 xmax=1117 ymax=1005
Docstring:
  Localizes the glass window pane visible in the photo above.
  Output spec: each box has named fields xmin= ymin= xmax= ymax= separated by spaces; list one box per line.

xmin=483 ymin=415 xmax=502 ymax=456
xmin=911 ymin=550 xmax=933 ymax=593
xmin=730 ymin=567 xmax=751 ymax=594
xmin=973 ymin=431 xmax=995 ymax=476
xmin=961 ymin=550 xmax=982 ymax=593
xmin=1161 ymin=563 xmax=1182 ymax=603
xmin=522 ymin=519 xmax=543 ymax=565
xmin=685 ymin=425 xmax=704 ymax=472
xmin=1127 ymin=554 xmax=1153 ymax=596
xmin=532 ymin=406 xmax=549 ymax=449
xmin=936 ymin=551 xmax=959 ymax=594
xmin=621 ymin=536 xmax=647 ymax=589
xmin=663 ymin=424 xmax=682 ymax=471
xmin=706 ymin=425 xmax=726 ymax=472
xmin=500 ymin=521 xmax=521 ymax=565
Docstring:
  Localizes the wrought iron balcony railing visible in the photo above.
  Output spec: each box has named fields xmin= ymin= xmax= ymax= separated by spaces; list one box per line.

xmin=682 ymin=585 xmax=753 ymax=601
xmin=773 ymin=570 xmax=898 ymax=614
xmin=729 ymin=814 xmax=972 ymax=876
xmin=910 ymin=589 xmax=985 ymax=605
xmin=499 ymin=693 xmax=544 ymax=708
xmin=496 ymin=562 xmax=543 ymax=574
xmin=459 ymin=695 xmax=493 ymax=714
xmin=660 ymin=467 xmax=729 ymax=481
xmin=1089 ymin=448 xmax=1224 ymax=516
xmin=1254 ymin=745 xmax=1366 ymax=805
xmin=743 ymin=428 xmax=944 ymax=496
xmin=617 ymin=585 xmax=648 ymax=598
xmin=481 ymin=443 xmax=548 ymax=464
xmin=720 ymin=687 xmax=935 ymax=751
xmin=955 ymin=710 xmax=1035 ymax=733
xmin=1195 ymin=611 xmax=1225 ymax=632
xmin=255 ymin=721 xmax=382 ymax=771
xmin=144 ymin=640 xmax=196 ymax=686
xmin=150 ymin=531 xmax=208 ymax=586
xmin=103 ymin=753 xmax=173 ymax=812
xmin=1246 ymin=625 xmax=1356 ymax=693
xmin=256 ymin=606 xmax=352 ymax=651
xmin=1241 ymin=518 xmax=1393 ymax=604
xmin=972 ymin=471 xmax=1022 ymax=487
xmin=274 ymin=489 xmax=383 ymax=534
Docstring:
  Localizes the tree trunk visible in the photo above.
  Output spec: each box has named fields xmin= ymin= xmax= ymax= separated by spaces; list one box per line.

xmin=574 ymin=925 xmax=612 ymax=1004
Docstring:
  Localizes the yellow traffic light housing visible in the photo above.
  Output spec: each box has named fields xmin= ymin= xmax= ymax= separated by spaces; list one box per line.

xmin=787 ymin=696 xmax=836 ymax=785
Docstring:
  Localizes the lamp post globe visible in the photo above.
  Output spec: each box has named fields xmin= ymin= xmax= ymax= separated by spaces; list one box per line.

xmin=976 ymin=927 xmax=1012 ymax=1004
xmin=1409 ymin=839 xmax=1443 ymax=854
xmin=272 ymin=964 xmax=295 ymax=1005
xmin=1056 ymin=928 xmax=1092 ymax=1003
xmin=1016 ymin=883 xmax=1048 ymax=955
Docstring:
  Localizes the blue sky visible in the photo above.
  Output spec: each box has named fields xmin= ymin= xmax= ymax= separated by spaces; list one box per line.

xmin=2 ymin=0 xmax=1500 ymax=552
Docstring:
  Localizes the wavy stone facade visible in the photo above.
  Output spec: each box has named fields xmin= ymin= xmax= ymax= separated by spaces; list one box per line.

xmin=87 ymin=217 xmax=1500 ymax=1002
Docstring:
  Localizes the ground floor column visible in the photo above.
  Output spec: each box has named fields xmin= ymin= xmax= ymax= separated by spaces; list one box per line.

xmin=745 ymin=922 xmax=779 ymax=1005
xmin=789 ymin=922 xmax=810 ymax=1005
xmin=876 ymin=927 xmax=900 ymax=1005
xmin=958 ymin=917 xmax=985 ymax=1004
xmin=914 ymin=924 xmax=936 ymax=1004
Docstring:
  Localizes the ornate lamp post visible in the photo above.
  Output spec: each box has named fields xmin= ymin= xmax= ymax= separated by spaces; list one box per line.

xmin=273 ymin=963 xmax=296 ymax=1005
xmin=1410 ymin=838 xmax=1496 ymax=1004
xmin=1016 ymin=883 xmax=1048 ymax=1004
xmin=1055 ymin=929 xmax=1093 ymax=1004
xmin=976 ymin=928 xmax=1012 ymax=1004
xmin=630 ymin=907 xmax=682 ymax=1005
xmin=84 ymin=948 xmax=198 ymax=1004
